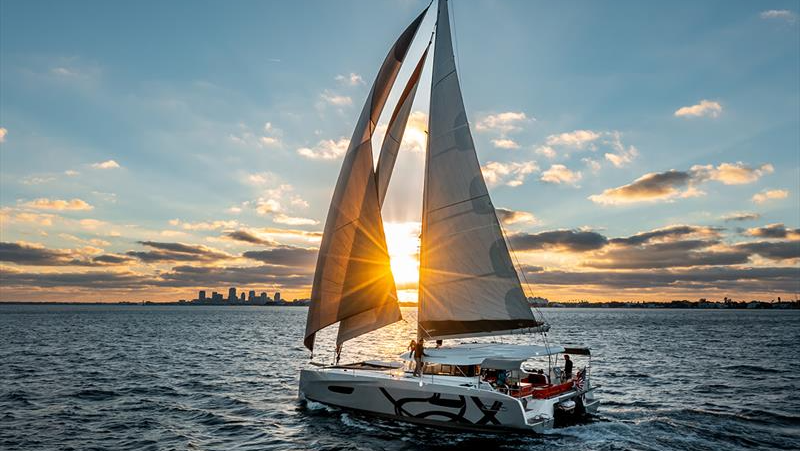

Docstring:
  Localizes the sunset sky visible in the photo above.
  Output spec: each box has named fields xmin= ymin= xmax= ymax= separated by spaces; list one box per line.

xmin=1 ymin=0 xmax=798 ymax=302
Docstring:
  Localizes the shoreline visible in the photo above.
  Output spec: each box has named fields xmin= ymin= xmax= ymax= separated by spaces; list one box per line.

xmin=0 ymin=301 xmax=797 ymax=309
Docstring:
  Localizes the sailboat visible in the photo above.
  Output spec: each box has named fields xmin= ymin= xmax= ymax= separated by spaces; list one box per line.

xmin=299 ymin=0 xmax=599 ymax=433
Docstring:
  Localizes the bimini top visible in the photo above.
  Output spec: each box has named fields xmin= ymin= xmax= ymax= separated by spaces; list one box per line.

xmin=400 ymin=343 xmax=566 ymax=366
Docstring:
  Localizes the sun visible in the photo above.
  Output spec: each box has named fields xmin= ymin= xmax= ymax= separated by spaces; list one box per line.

xmin=383 ymin=222 xmax=421 ymax=288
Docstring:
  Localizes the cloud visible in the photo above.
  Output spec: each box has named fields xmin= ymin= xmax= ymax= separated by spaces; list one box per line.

xmin=252 ymin=184 xmax=309 ymax=218
xmin=744 ymin=223 xmax=800 ymax=240
xmin=320 ymin=90 xmax=352 ymax=106
xmin=545 ymin=130 xmax=601 ymax=149
xmin=22 ymin=176 xmax=56 ymax=185
xmin=223 ymin=230 xmax=278 ymax=246
xmin=752 ymin=189 xmax=788 ymax=204
xmin=525 ymin=266 xmax=798 ymax=292
xmin=674 ymin=100 xmax=722 ymax=118
xmin=0 ymin=269 xmax=150 ymax=289
xmin=760 ymin=10 xmax=797 ymax=22
xmin=509 ymin=229 xmax=608 ymax=252
xmin=245 ymin=172 xmax=277 ymax=185
xmin=64 ymin=170 xmax=79 ymax=176
xmin=58 ymin=233 xmax=111 ymax=247
xmin=585 ymin=240 xmax=750 ymax=269
xmin=535 ymin=146 xmax=557 ymax=159
xmin=168 ymin=219 xmax=238 ymax=231
xmin=691 ymin=162 xmax=773 ymax=185
xmin=256 ymin=199 xmax=282 ymax=214
xmin=735 ymin=241 xmax=800 ymax=260
xmin=156 ymin=264 xmax=313 ymax=288
xmin=0 ymin=242 xmax=130 ymax=266
xmin=91 ymin=160 xmax=121 ymax=169
xmin=78 ymin=218 xmax=111 ymax=231
xmin=475 ymin=112 xmax=530 ymax=135
xmin=126 ymin=241 xmax=232 ymax=263
xmin=491 ymin=139 xmax=520 ymax=149
xmin=540 ymin=164 xmax=582 ymax=186
xmin=481 ymin=161 xmax=539 ymax=187
xmin=258 ymin=227 xmax=322 ymax=243
xmin=589 ymin=170 xmax=695 ymax=205
xmin=722 ymin=212 xmax=761 ymax=222
xmin=91 ymin=254 xmax=135 ymax=264
xmin=297 ymin=138 xmax=349 ymax=160
xmin=603 ymin=131 xmax=639 ymax=168
xmin=259 ymin=136 xmax=281 ymax=147
xmin=609 ymin=225 xmax=721 ymax=246
xmin=335 ymin=73 xmax=365 ymax=86
xmin=604 ymin=146 xmax=638 ymax=168
xmin=273 ymin=214 xmax=319 ymax=226
xmin=582 ymin=158 xmax=602 ymax=173
xmin=242 ymin=245 xmax=317 ymax=267
xmin=1 ymin=242 xmax=79 ymax=266
xmin=0 ymin=127 xmax=7 ymax=143
xmin=230 ymin=123 xmax=282 ymax=148
xmin=495 ymin=208 xmax=539 ymax=226
xmin=590 ymin=162 xmax=772 ymax=205
xmin=1 ymin=209 xmax=57 ymax=226
xmin=22 ymin=198 xmax=93 ymax=211
xmin=539 ymin=130 xmax=638 ymax=167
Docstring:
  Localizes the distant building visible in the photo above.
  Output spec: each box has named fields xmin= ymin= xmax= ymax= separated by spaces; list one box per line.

xmin=240 ymin=292 xmax=246 ymax=302
xmin=528 ymin=296 xmax=549 ymax=307
xmin=260 ymin=292 xmax=267 ymax=303
xmin=199 ymin=290 xmax=206 ymax=301
xmin=212 ymin=292 xmax=223 ymax=302
xmin=248 ymin=290 xmax=256 ymax=302
xmin=275 ymin=291 xmax=281 ymax=303
xmin=228 ymin=287 xmax=236 ymax=302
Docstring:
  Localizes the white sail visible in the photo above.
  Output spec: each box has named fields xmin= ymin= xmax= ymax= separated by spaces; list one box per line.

xmin=304 ymin=9 xmax=428 ymax=352
xmin=418 ymin=0 xmax=542 ymax=340
xmin=375 ymin=47 xmax=429 ymax=206
xmin=336 ymin=47 xmax=430 ymax=347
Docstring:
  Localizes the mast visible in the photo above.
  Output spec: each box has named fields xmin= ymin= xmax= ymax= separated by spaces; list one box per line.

xmin=417 ymin=0 xmax=543 ymax=340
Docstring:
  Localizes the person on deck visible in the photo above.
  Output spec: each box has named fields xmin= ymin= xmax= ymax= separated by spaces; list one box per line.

xmin=563 ymin=355 xmax=573 ymax=381
xmin=413 ymin=339 xmax=428 ymax=377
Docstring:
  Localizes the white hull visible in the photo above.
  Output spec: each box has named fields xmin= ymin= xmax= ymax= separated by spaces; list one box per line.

xmin=299 ymin=367 xmax=599 ymax=433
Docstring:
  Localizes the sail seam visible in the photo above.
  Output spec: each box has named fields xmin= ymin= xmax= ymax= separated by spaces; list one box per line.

xmin=426 ymin=193 xmax=488 ymax=214
xmin=429 ymin=122 xmax=469 ymax=142
xmin=432 ymin=68 xmax=457 ymax=90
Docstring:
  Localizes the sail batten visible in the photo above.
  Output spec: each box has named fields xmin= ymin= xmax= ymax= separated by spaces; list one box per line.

xmin=304 ymin=8 xmax=428 ymax=352
xmin=418 ymin=0 xmax=541 ymax=340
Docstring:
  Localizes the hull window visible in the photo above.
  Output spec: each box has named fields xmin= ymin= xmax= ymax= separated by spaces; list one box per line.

xmin=327 ymin=385 xmax=355 ymax=394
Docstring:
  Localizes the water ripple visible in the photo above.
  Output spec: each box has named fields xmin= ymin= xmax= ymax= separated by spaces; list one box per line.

xmin=0 ymin=305 xmax=798 ymax=451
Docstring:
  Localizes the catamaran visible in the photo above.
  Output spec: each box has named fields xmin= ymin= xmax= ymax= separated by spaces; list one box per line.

xmin=299 ymin=0 xmax=599 ymax=433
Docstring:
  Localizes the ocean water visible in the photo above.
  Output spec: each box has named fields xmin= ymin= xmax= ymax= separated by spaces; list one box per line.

xmin=1 ymin=305 xmax=798 ymax=451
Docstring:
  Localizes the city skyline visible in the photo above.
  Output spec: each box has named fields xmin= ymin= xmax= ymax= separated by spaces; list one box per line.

xmin=1 ymin=1 xmax=799 ymax=302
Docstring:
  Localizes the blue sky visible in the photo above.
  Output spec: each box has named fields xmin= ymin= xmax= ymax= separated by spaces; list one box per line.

xmin=1 ymin=0 xmax=798 ymax=302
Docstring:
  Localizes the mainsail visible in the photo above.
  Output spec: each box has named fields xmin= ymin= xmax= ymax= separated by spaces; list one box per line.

xmin=418 ymin=0 xmax=542 ymax=339
xmin=336 ymin=48 xmax=430 ymax=347
xmin=304 ymin=9 xmax=428 ymax=352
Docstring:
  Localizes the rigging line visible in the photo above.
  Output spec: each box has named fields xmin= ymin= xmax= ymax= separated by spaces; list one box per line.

xmin=495 ymin=206 xmax=551 ymax=353
xmin=451 ymin=0 xmax=461 ymax=78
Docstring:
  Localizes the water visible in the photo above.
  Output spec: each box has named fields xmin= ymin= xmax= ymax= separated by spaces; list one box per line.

xmin=1 ymin=305 xmax=798 ymax=451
